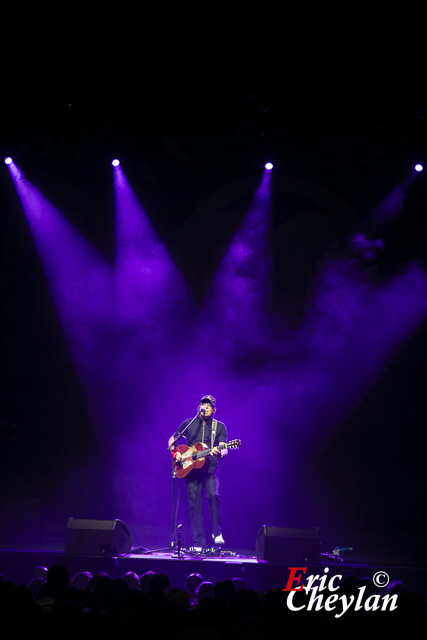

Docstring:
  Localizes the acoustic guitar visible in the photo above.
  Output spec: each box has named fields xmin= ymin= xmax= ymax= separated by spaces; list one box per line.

xmin=173 ymin=439 xmax=241 ymax=478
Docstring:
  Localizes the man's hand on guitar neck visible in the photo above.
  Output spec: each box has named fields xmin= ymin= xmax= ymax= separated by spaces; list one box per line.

xmin=211 ymin=443 xmax=227 ymax=458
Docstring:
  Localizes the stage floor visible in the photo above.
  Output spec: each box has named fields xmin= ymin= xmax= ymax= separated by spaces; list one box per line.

xmin=1 ymin=543 xmax=427 ymax=599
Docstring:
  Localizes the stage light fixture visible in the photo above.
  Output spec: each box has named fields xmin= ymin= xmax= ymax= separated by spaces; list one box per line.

xmin=112 ymin=159 xmax=120 ymax=167
xmin=4 ymin=157 xmax=12 ymax=165
xmin=265 ymin=162 xmax=273 ymax=170
xmin=415 ymin=164 xmax=423 ymax=172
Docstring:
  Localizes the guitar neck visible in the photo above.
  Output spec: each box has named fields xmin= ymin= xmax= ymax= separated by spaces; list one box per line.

xmin=196 ymin=442 xmax=226 ymax=459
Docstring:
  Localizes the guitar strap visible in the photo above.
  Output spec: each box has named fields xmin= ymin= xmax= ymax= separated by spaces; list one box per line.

xmin=211 ymin=420 xmax=217 ymax=449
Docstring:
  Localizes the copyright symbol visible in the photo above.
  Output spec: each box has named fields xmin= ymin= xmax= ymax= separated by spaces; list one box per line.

xmin=373 ymin=571 xmax=389 ymax=588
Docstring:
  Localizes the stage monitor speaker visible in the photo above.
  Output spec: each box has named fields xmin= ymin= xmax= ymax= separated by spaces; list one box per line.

xmin=256 ymin=525 xmax=320 ymax=564
xmin=65 ymin=518 xmax=134 ymax=556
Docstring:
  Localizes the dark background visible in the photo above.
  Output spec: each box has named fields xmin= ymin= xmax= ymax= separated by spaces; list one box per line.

xmin=0 ymin=9 xmax=426 ymax=559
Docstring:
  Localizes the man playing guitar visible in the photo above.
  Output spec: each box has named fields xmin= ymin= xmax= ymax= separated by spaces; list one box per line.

xmin=168 ymin=395 xmax=227 ymax=547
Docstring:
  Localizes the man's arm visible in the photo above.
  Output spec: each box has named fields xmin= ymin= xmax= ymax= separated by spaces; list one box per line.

xmin=168 ymin=422 xmax=188 ymax=459
xmin=212 ymin=442 xmax=228 ymax=457
xmin=169 ymin=434 xmax=183 ymax=461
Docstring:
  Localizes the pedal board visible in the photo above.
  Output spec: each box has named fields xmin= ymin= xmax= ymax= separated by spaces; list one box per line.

xmin=186 ymin=546 xmax=221 ymax=556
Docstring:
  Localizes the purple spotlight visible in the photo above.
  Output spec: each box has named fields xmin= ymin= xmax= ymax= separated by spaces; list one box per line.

xmin=4 ymin=157 xmax=12 ymax=165
xmin=112 ymin=159 xmax=120 ymax=167
xmin=415 ymin=164 xmax=423 ymax=172
xmin=265 ymin=162 xmax=273 ymax=171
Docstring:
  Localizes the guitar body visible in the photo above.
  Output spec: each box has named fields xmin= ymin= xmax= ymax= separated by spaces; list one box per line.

xmin=174 ymin=442 xmax=208 ymax=478
xmin=173 ymin=439 xmax=241 ymax=479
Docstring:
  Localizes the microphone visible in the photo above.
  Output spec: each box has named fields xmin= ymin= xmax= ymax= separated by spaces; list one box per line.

xmin=200 ymin=408 xmax=206 ymax=414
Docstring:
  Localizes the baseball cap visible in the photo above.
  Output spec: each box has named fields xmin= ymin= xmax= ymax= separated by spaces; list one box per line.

xmin=200 ymin=394 xmax=216 ymax=406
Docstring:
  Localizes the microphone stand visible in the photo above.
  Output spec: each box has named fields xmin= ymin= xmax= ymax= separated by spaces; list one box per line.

xmin=167 ymin=413 xmax=200 ymax=551
xmin=172 ymin=524 xmax=184 ymax=558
